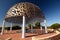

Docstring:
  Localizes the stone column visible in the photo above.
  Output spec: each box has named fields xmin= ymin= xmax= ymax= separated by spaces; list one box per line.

xmin=40 ymin=23 xmax=43 ymax=34
xmin=10 ymin=23 xmax=12 ymax=31
xmin=1 ymin=20 xmax=5 ymax=35
xmin=31 ymin=25 xmax=33 ymax=33
xmin=44 ymin=20 xmax=48 ymax=33
xmin=40 ymin=22 xmax=42 ymax=30
xmin=22 ymin=16 xmax=25 ymax=38
xmin=40 ymin=26 xmax=42 ymax=30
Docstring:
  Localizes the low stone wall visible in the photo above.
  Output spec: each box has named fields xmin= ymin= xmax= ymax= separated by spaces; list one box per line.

xmin=32 ymin=34 xmax=60 ymax=40
xmin=6 ymin=37 xmax=12 ymax=40
xmin=32 ymin=31 xmax=60 ymax=40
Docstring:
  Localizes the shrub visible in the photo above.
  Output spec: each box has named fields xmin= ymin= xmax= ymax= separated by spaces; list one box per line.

xmin=50 ymin=23 xmax=60 ymax=29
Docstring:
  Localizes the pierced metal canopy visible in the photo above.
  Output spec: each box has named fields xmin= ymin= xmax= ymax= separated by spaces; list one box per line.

xmin=5 ymin=2 xmax=45 ymax=24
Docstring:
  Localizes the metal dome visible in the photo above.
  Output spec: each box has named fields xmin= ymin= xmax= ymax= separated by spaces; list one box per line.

xmin=5 ymin=2 xmax=45 ymax=24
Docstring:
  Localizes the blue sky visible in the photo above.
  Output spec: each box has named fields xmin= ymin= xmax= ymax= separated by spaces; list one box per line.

xmin=0 ymin=0 xmax=60 ymax=27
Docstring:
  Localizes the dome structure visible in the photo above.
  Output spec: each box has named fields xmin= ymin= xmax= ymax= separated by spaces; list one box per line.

xmin=2 ymin=2 xmax=48 ymax=38
xmin=5 ymin=2 xmax=45 ymax=24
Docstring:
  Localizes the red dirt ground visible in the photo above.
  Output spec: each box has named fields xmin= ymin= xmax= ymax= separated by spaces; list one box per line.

xmin=0 ymin=30 xmax=59 ymax=40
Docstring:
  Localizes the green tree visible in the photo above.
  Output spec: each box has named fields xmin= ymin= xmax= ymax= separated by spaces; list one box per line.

xmin=12 ymin=25 xmax=21 ymax=30
xmin=5 ymin=25 xmax=21 ymax=30
xmin=35 ymin=21 xmax=40 ymax=29
xmin=0 ymin=27 xmax=2 ymax=32
xmin=50 ymin=23 xmax=60 ymax=29
xmin=28 ymin=23 xmax=32 ymax=29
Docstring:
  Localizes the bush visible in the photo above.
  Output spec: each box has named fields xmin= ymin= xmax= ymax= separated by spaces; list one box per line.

xmin=35 ymin=21 xmax=40 ymax=29
xmin=50 ymin=23 xmax=60 ymax=29
xmin=28 ymin=23 xmax=31 ymax=29
xmin=12 ymin=25 xmax=21 ymax=30
xmin=5 ymin=25 xmax=21 ymax=30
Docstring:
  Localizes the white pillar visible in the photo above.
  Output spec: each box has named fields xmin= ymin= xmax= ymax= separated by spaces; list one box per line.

xmin=40 ymin=22 xmax=42 ymax=30
xmin=10 ymin=23 xmax=12 ymax=31
xmin=1 ymin=20 xmax=5 ymax=35
xmin=40 ymin=26 xmax=42 ymax=30
xmin=31 ymin=25 xmax=33 ymax=33
xmin=44 ymin=20 xmax=48 ymax=33
xmin=22 ymin=16 xmax=25 ymax=38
